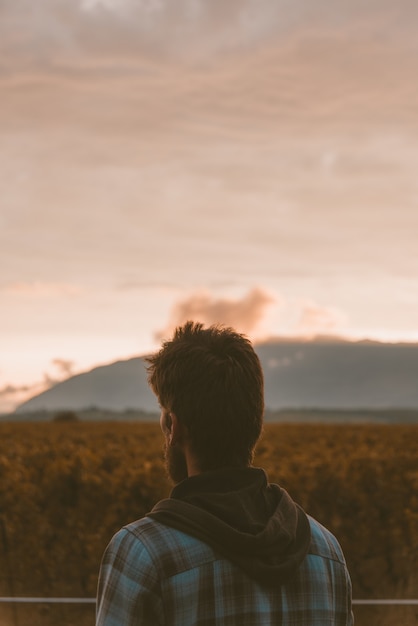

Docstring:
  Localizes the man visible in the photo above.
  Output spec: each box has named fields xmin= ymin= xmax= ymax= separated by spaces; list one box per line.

xmin=96 ymin=321 xmax=353 ymax=625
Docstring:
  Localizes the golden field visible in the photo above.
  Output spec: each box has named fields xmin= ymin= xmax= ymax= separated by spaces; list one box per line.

xmin=0 ymin=421 xmax=417 ymax=626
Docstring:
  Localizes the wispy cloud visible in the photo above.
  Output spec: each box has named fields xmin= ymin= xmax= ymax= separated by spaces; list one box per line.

xmin=0 ymin=383 xmax=31 ymax=397
xmin=51 ymin=358 xmax=75 ymax=378
xmin=295 ymin=301 xmax=347 ymax=336
xmin=0 ymin=357 xmax=78 ymax=413
xmin=0 ymin=381 xmax=43 ymax=414
xmin=0 ymin=0 xmax=283 ymax=72
xmin=2 ymin=0 xmax=417 ymax=76
xmin=2 ymin=282 xmax=83 ymax=297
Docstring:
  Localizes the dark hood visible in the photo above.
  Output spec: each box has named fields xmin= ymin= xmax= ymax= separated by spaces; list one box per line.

xmin=147 ymin=467 xmax=311 ymax=586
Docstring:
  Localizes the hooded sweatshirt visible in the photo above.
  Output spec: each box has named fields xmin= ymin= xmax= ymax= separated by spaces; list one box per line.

xmin=147 ymin=467 xmax=311 ymax=586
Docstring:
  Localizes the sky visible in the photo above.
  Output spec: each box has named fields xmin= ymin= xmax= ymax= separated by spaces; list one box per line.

xmin=1 ymin=0 xmax=418 ymax=412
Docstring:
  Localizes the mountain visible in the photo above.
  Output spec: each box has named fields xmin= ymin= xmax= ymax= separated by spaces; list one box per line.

xmin=15 ymin=338 xmax=418 ymax=414
xmin=16 ymin=357 xmax=158 ymax=413
xmin=256 ymin=338 xmax=418 ymax=409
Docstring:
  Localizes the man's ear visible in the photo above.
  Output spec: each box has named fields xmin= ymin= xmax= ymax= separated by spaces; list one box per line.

xmin=168 ymin=412 xmax=184 ymax=446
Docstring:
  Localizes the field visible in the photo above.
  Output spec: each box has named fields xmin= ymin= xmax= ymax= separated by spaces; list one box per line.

xmin=0 ymin=421 xmax=417 ymax=625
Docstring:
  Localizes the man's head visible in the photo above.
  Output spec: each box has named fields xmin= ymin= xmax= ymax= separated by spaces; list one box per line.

xmin=146 ymin=321 xmax=264 ymax=480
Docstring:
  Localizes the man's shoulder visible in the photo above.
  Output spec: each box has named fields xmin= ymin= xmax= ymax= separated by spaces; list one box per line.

xmin=122 ymin=516 xmax=218 ymax=578
xmin=306 ymin=515 xmax=347 ymax=566
xmin=124 ymin=515 xmax=205 ymax=545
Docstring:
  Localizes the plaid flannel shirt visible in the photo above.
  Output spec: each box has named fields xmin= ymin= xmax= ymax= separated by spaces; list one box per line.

xmin=96 ymin=516 xmax=353 ymax=625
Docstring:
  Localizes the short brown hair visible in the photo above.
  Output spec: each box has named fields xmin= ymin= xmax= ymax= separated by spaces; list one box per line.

xmin=146 ymin=321 xmax=264 ymax=471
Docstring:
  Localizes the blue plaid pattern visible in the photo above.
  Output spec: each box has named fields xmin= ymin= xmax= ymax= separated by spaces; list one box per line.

xmin=96 ymin=516 xmax=353 ymax=625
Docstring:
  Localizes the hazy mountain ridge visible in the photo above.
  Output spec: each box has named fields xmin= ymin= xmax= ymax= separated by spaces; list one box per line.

xmin=13 ymin=338 xmax=418 ymax=417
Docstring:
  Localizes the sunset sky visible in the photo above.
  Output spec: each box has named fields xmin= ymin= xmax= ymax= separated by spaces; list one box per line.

xmin=1 ymin=0 xmax=418 ymax=412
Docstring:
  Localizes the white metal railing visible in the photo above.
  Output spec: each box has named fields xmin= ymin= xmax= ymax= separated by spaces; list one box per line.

xmin=0 ymin=597 xmax=95 ymax=604
xmin=352 ymin=599 xmax=418 ymax=605
xmin=0 ymin=597 xmax=418 ymax=605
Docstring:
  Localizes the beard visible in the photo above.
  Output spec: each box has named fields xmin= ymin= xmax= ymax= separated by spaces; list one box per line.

xmin=164 ymin=441 xmax=188 ymax=484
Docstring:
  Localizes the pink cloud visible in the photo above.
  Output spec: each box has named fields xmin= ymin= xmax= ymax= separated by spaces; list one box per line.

xmin=155 ymin=287 xmax=276 ymax=341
